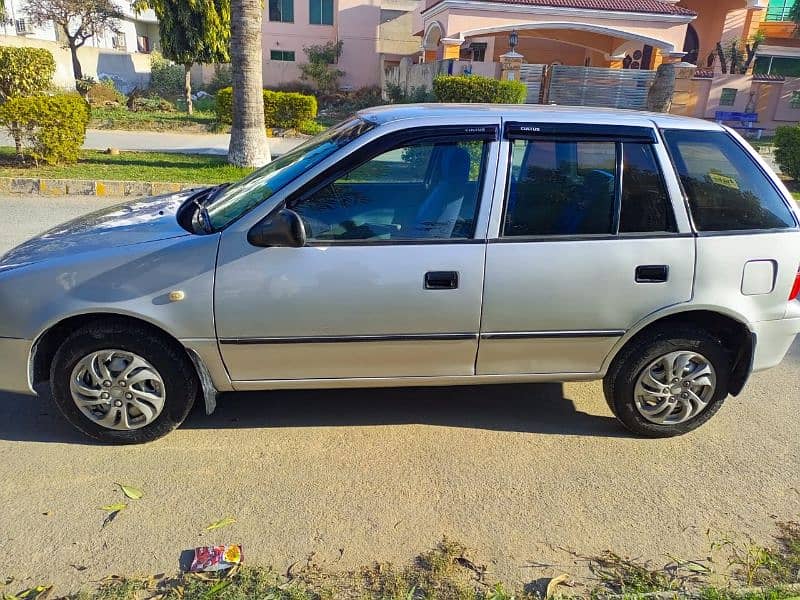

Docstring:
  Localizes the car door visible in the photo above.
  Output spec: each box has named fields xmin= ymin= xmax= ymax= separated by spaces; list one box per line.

xmin=214 ymin=124 xmax=499 ymax=382
xmin=477 ymin=122 xmax=695 ymax=375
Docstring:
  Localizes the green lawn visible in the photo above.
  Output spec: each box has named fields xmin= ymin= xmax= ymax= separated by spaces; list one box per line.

xmin=0 ymin=147 xmax=253 ymax=184
xmin=90 ymin=107 xmax=218 ymax=132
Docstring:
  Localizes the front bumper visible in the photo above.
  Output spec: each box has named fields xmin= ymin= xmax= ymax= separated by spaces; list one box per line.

xmin=0 ymin=337 xmax=34 ymax=395
xmin=751 ymin=315 xmax=800 ymax=372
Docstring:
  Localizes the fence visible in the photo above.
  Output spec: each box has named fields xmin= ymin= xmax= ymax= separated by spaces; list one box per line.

xmin=546 ymin=65 xmax=656 ymax=110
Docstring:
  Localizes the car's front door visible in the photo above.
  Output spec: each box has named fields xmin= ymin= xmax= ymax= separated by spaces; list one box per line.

xmin=477 ymin=122 xmax=696 ymax=375
xmin=214 ymin=125 xmax=499 ymax=382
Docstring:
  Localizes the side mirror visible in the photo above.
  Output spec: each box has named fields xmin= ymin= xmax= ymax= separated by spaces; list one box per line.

xmin=247 ymin=208 xmax=307 ymax=248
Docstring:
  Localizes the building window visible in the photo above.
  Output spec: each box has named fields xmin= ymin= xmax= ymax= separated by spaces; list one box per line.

xmin=137 ymin=35 xmax=151 ymax=53
xmin=309 ymin=0 xmax=333 ymax=25
xmin=754 ymin=55 xmax=800 ymax=76
xmin=112 ymin=33 xmax=127 ymax=50
xmin=766 ymin=0 xmax=795 ymax=21
xmin=719 ymin=88 xmax=738 ymax=107
xmin=270 ymin=50 xmax=295 ymax=61
xmin=15 ymin=18 xmax=32 ymax=34
xmin=269 ymin=0 xmax=294 ymax=22
xmin=470 ymin=42 xmax=487 ymax=62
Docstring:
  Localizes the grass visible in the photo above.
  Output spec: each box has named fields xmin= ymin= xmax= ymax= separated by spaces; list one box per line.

xmin=0 ymin=147 xmax=253 ymax=184
xmin=90 ymin=107 xmax=218 ymax=132
xmin=2 ymin=524 xmax=797 ymax=600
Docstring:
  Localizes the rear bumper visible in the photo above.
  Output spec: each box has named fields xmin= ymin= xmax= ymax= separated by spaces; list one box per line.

xmin=0 ymin=337 xmax=34 ymax=395
xmin=751 ymin=315 xmax=800 ymax=372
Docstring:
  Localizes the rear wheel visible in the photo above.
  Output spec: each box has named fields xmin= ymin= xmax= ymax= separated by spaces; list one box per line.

xmin=603 ymin=327 xmax=731 ymax=437
xmin=50 ymin=322 xmax=197 ymax=444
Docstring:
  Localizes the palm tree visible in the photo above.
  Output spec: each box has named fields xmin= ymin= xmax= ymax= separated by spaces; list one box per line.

xmin=227 ymin=0 xmax=270 ymax=167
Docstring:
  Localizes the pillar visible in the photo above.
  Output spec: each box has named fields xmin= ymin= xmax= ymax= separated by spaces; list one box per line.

xmin=500 ymin=51 xmax=523 ymax=81
xmin=442 ymin=38 xmax=463 ymax=60
xmin=668 ymin=62 xmax=700 ymax=116
xmin=742 ymin=8 xmax=766 ymax=74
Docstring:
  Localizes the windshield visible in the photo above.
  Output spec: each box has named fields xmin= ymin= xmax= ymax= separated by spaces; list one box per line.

xmin=206 ymin=117 xmax=376 ymax=229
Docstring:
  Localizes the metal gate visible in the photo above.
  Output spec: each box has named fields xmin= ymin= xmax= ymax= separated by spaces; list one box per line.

xmin=519 ymin=64 xmax=545 ymax=104
xmin=545 ymin=66 xmax=656 ymax=110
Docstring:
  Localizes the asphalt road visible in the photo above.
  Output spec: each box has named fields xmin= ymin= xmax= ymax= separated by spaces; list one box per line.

xmin=0 ymin=195 xmax=798 ymax=592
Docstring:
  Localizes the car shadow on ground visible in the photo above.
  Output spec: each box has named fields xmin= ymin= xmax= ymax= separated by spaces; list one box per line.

xmin=0 ymin=383 xmax=632 ymax=444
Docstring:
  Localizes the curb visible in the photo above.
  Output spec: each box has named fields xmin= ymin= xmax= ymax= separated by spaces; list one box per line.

xmin=0 ymin=177 xmax=199 ymax=197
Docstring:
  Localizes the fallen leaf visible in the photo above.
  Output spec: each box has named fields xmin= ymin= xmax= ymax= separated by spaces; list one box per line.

xmin=117 ymin=484 xmax=144 ymax=500
xmin=101 ymin=510 xmax=122 ymax=529
xmin=546 ymin=574 xmax=570 ymax=598
xmin=99 ymin=502 xmax=127 ymax=512
xmin=206 ymin=517 xmax=236 ymax=531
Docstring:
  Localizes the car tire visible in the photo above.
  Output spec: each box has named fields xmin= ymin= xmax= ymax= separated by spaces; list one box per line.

xmin=603 ymin=326 xmax=731 ymax=438
xmin=50 ymin=321 xmax=198 ymax=444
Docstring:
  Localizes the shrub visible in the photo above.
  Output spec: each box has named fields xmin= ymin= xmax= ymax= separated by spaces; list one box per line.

xmin=432 ymin=75 xmax=526 ymax=104
xmin=775 ymin=125 xmax=800 ymax=180
xmin=206 ymin=64 xmax=232 ymax=94
xmin=87 ymin=78 xmax=126 ymax=106
xmin=131 ymin=95 xmax=175 ymax=112
xmin=148 ymin=52 xmax=184 ymax=99
xmin=215 ymin=87 xmax=317 ymax=129
xmin=0 ymin=93 xmax=90 ymax=164
xmin=297 ymin=119 xmax=326 ymax=135
xmin=0 ymin=46 xmax=56 ymax=101
xmin=299 ymin=41 xmax=344 ymax=94
xmin=385 ymin=82 xmax=435 ymax=104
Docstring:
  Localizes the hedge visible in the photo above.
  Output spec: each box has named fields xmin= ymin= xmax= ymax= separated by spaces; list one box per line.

xmin=0 ymin=94 xmax=90 ymax=164
xmin=0 ymin=46 xmax=56 ymax=100
xmin=216 ymin=87 xmax=317 ymax=129
xmin=775 ymin=125 xmax=800 ymax=181
xmin=432 ymin=75 xmax=526 ymax=104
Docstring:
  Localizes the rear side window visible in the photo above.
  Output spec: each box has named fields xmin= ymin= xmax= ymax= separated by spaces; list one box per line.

xmin=504 ymin=140 xmax=617 ymax=236
xmin=503 ymin=138 xmax=676 ymax=237
xmin=663 ymin=129 xmax=795 ymax=231
xmin=619 ymin=143 xmax=676 ymax=233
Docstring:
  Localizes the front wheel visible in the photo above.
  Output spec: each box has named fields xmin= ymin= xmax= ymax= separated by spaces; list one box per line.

xmin=603 ymin=327 xmax=731 ymax=437
xmin=50 ymin=322 xmax=198 ymax=444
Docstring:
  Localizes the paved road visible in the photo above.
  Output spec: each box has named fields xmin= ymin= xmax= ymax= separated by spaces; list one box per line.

xmin=0 ymin=129 xmax=304 ymax=156
xmin=0 ymin=195 xmax=798 ymax=592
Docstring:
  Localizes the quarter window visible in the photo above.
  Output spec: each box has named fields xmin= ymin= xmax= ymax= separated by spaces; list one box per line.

xmin=663 ymin=129 xmax=796 ymax=231
xmin=619 ymin=143 xmax=676 ymax=233
xmin=289 ymin=139 xmax=488 ymax=242
xmin=503 ymin=140 xmax=617 ymax=236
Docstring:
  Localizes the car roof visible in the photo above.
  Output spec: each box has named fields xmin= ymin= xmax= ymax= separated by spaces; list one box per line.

xmin=357 ymin=103 xmax=724 ymax=131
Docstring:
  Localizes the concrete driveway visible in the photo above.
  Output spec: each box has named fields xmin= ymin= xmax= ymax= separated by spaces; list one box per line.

xmin=0 ymin=195 xmax=798 ymax=592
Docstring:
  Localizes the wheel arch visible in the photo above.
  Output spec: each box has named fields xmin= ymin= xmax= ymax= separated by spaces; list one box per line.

xmin=31 ymin=312 xmax=198 ymax=390
xmin=604 ymin=307 xmax=754 ymax=396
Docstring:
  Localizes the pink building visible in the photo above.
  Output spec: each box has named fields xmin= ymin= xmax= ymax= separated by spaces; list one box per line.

xmin=262 ymin=0 xmax=422 ymax=89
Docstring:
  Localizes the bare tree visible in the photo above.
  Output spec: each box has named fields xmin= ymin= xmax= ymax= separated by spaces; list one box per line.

xmin=227 ymin=0 xmax=270 ymax=167
xmin=23 ymin=0 xmax=123 ymax=81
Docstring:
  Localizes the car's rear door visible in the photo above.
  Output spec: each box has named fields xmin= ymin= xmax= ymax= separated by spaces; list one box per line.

xmin=477 ymin=122 xmax=695 ymax=375
xmin=214 ymin=123 xmax=500 ymax=383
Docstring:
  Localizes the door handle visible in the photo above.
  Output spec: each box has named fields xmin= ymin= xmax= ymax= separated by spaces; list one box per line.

xmin=636 ymin=265 xmax=669 ymax=283
xmin=425 ymin=271 xmax=459 ymax=290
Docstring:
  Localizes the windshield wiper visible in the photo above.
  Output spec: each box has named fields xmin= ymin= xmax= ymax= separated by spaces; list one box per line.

xmin=187 ymin=184 xmax=228 ymax=234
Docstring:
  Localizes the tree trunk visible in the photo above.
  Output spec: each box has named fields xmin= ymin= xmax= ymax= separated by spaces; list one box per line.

xmin=646 ymin=62 xmax=677 ymax=113
xmin=69 ymin=41 xmax=83 ymax=81
xmin=184 ymin=64 xmax=194 ymax=115
xmin=716 ymin=42 xmax=728 ymax=74
xmin=228 ymin=0 xmax=270 ymax=167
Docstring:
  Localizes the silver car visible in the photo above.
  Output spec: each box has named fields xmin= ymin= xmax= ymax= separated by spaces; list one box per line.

xmin=1 ymin=104 xmax=799 ymax=443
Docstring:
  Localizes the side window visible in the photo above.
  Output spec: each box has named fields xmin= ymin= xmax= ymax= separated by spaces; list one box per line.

xmin=504 ymin=140 xmax=616 ymax=236
xmin=619 ymin=143 xmax=676 ymax=233
xmin=663 ymin=130 xmax=796 ymax=231
xmin=289 ymin=139 xmax=487 ymax=242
